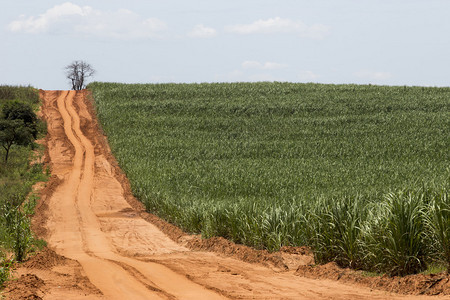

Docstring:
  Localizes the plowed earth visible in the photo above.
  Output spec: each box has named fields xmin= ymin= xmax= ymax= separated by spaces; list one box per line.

xmin=5 ymin=90 xmax=449 ymax=299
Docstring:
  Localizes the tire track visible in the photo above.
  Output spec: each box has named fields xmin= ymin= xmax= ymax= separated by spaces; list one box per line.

xmin=53 ymin=91 xmax=224 ymax=300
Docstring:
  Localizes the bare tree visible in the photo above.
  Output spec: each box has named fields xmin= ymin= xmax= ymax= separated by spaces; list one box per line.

xmin=65 ymin=60 xmax=95 ymax=90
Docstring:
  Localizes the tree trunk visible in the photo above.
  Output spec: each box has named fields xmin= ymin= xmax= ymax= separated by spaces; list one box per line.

xmin=4 ymin=145 xmax=10 ymax=163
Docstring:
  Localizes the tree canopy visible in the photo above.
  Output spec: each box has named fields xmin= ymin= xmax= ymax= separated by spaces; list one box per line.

xmin=0 ymin=101 xmax=38 ymax=163
xmin=65 ymin=60 xmax=95 ymax=90
xmin=2 ymin=100 xmax=38 ymax=138
xmin=0 ymin=119 xmax=33 ymax=163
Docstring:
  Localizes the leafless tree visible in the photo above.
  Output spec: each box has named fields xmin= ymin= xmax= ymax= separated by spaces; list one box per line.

xmin=65 ymin=60 xmax=95 ymax=90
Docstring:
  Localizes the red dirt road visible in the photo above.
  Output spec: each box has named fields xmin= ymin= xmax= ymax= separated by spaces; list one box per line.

xmin=7 ymin=90 xmax=448 ymax=299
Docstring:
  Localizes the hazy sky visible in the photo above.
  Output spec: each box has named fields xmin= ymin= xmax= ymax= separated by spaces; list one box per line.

xmin=1 ymin=0 xmax=450 ymax=89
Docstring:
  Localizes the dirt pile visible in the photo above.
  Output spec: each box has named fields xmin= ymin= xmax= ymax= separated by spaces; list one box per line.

xmin=187 ymin=236 xmax=287 ymax=270
xmin=297 ymin=262 xmax=450 ymax=296
xmin=21 ymin=247 xmax=67 ymax=270
xmin=5 ymin=274 xmax=44 ymax=300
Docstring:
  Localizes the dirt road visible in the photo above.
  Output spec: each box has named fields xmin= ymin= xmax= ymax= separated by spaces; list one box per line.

xmin=9 ymin=90 xmax=448 ymax=299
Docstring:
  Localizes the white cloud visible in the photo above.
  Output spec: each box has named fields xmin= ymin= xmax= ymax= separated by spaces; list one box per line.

xmin=8 ymin=2 xmax=90 ymax=33
xmin=242 ymin=60 xmax=287 ymax=70
xmin=226 ymin=17 xmax=329 ymax=39
xmin=242 ymin=61 xmax=262 ymax=69
xmin=298 ymin=70 xmax=320 ymax=81
xmin=7 ymin=2 xmax=167 ymax=39
xmin=355 ymin=70 xmax=392 ymax=81
xmin=187 ymin=24 xmax=217 ymax=38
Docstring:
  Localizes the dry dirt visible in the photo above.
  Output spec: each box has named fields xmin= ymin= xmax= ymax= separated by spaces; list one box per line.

xmin=4 ymin=90 xmax=450 ymax=299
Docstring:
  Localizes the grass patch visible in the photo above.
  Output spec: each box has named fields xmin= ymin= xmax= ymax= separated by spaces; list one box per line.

xmin=421 ymin=264 xmax=447 ymax=275
xmin=0 ymin=85 xmax=47 ymax=287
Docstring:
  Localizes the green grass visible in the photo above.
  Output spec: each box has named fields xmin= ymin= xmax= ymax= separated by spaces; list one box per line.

xmin=89 ymin=81 xmax=449 ymax=275
xmin=0 ymin=85 xmax=39 ymax=107
xmin=0 ymin=85 xmax=46 ymax=286
xmin=421 ymin=263 xmax=447 ymax=275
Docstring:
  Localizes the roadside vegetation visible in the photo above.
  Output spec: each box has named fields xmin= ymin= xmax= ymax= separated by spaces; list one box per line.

xmin=0 ymin=85 xmax=47 ymax=285
xmin=89 ymin=82 xmax=449 ymax=276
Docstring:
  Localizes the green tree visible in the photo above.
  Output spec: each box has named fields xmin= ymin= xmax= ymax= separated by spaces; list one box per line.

xmin=2 ymin=101 xmax=38 ymax=138
xmin=0 ymin=119 xmax=33 ymax=163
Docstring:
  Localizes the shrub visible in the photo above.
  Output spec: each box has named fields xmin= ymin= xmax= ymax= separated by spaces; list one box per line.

xmin=366 ymin=192 xmax=427 ymax=276
xmin=306 ymin=196 xmax=365 ymax=269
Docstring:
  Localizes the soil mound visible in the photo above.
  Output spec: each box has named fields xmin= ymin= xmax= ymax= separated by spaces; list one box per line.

xmin=5 ymin=273 xmax=44 ymax=300
xmin=296 ymin=262 xmax=450 ymax=296
xmin=22 ymin=247 xmax=68 ymax=270
xmin=279 ymin=245 xmax=312 ymax=255
xmin=187 ymin=236 xmax=288 ymax=270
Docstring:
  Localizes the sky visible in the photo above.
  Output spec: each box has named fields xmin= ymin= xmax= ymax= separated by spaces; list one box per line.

xmin=1 ymin=0 xmax=450 ymax=90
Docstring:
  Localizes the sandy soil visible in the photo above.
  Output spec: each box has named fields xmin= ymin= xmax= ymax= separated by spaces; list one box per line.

xmin=4 ymin=90 xmax=449 ymax=299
